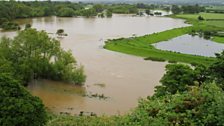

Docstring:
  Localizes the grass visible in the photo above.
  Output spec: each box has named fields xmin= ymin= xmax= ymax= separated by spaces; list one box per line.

xmin=176 ymin=12 xmax=224 ymax=20
xmin=47 ymin=115 xmax=124 ymax=126
xmin=104 ymin=26 xmax=216 ymax=65
xmin=175 ymin=13 xmax=224 ymax=28
xmin=212 ymin=36 xmax=224 ymax=43
xmin=204 ymin=21 xmax=224 ymax=28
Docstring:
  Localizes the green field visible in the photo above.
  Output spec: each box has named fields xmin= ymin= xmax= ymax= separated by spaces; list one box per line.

xmin=175 ymin=13 xmax=224 ymax=28
xmin=175 ymin=12 xmax=224 ymax=43
xmin=104 ymin=27 xmax=215 ymax=65
xmin=176 ymin=12 xmax=224 ymax=20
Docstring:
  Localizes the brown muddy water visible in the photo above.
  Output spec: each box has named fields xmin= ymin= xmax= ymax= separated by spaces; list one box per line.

xmin=0 ymin=14 xmax=189 ymax=115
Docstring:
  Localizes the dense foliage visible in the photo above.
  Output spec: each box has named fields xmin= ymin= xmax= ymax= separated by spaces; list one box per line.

xmin=56 ymin=7 xmax=75 ymax=17
xmin=209 ymin=51 xmax=224 ymax=89
xmin=128 ymin=83 xmax=224 ymax=126
xmin=0 ymin=73 xmax=47 ymax=126
xmin=171 ymin=4 xmax=205 ymax=14
xmin=0 ymin=29 xmax=86 ymax=86
xmin=155 ymin=64 xmax=198 ymax=96
xmin=107 ymin=4 xmax=138 ymax=14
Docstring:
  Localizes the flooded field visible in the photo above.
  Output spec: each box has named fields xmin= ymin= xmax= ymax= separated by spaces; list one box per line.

xmin=0 ymin=14 xmax=189 ymax=115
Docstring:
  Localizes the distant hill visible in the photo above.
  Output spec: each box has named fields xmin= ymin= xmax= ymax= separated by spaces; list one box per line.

xmin=69 ymin=0 xmax=224 ymax=5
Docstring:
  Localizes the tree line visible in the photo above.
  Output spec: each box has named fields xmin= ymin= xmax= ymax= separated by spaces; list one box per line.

xmin=171 ymin=4 xmax=205 ymax=14
xmin=0 ymin=1 xmax=173 ymax=30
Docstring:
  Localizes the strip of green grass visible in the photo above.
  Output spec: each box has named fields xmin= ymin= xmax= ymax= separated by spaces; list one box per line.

xmin=104 ymin=27 xmax=216 ymax=65
xmin=204 ymin=21 xmax=224 ymax=28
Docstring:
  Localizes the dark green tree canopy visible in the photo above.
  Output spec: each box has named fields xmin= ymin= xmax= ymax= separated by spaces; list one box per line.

xmin=0 ymin=73 xmax=47 ymax=126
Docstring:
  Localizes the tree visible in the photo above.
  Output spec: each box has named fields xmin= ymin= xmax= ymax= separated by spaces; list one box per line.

xmin=155 ymin=64 xmax=196 ymax=96
xmin=154 ymin=64 xmax=209 ymax=97
xmin=182 ymin=4 xmax=205 ymax=14
xmin=57 ymin=7 xmax=74 ymax=17
xmin=198 ymin=15 xmax=204 ymax=21
xmin=171 ymin=5 xmax=182 ymax=14
xmin=145 ymin=9 xmax=150 ymax=15
xmin=80 ymin=8 xmax=97 ymax=17
xmin=209 ymin=51 xmax=224 ymax=89
xmin=0 ymin=73 xmax=47 ymax=126
xmin=56 ymin=29 xmax=64 ymax=36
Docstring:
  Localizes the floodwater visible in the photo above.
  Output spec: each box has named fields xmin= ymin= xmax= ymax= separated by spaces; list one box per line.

xmin=0 ymin=14 xmax=189 ymax=115
xmin=153 ymin=34 xmax=224 ymax=57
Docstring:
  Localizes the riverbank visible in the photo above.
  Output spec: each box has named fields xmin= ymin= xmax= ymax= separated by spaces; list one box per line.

xmin=104 ymin=13 xmax=224 ymax=65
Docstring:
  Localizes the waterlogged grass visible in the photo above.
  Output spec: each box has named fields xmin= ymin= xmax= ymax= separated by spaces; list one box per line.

xmin=212 ymin=36 xmax=224 ymax=43
xmin=104 ymin=27 xmax=216 ymax=65
xmin=47 ymin=115 xmax=126 ymax=126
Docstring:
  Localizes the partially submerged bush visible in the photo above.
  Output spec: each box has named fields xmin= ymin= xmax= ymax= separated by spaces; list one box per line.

xmin=0 ymin=29 xmax=86 ymax=85
xmin=1 ymin=22 xmax=20 ymax=30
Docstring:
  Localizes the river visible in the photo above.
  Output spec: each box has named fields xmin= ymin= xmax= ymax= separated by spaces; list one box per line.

xmin=0 ymin=14 xmax=189 ymax=115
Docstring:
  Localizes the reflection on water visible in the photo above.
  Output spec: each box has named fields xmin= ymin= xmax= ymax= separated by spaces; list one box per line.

xmin=153 ymin=34 xmax=224 ymax=57
xmin=0 ymin=14 xmax=189 ymax=115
